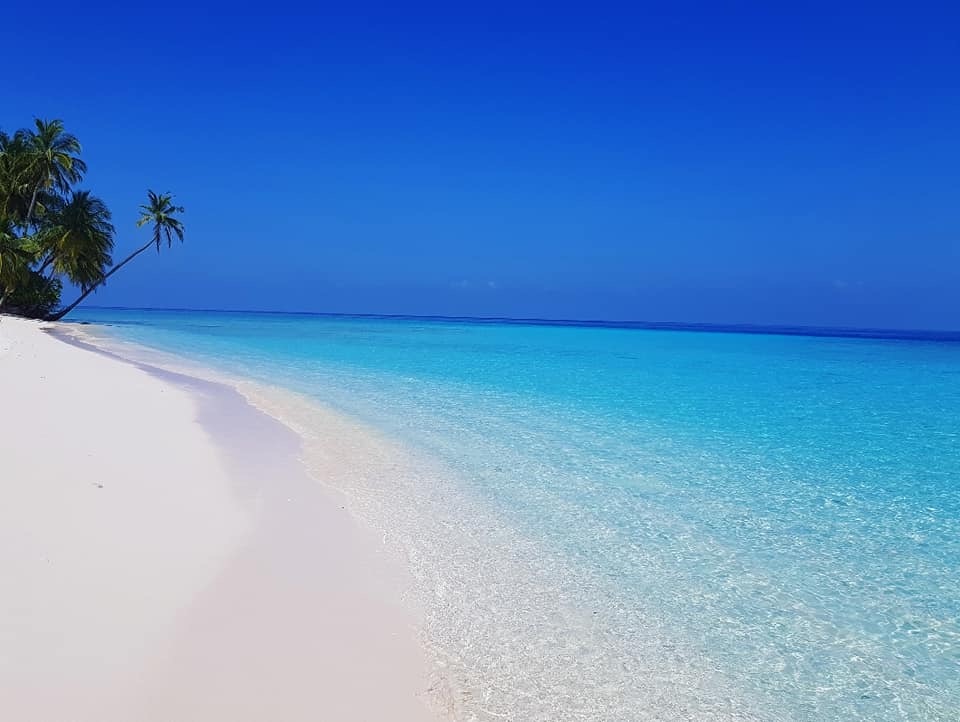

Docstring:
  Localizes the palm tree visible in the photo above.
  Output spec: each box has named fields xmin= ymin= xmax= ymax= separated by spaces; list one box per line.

xmin=0 ymin=131 xmax=32 ymax=223
xmin=38 ymin=190 xmax=114 ymax=288
xmin=47 ymin=190 xmax=184 ymax=320
xmin=0 ymin=215 xmax=30 ymax=298
xmin=136 ymin=190 xmax=185 ymax=251
xmin=19 ymin=119 xmax=87 ymax=228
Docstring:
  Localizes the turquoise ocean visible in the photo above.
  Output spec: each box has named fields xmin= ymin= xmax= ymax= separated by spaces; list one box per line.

xmin=72 ymin=308 xmax=960 ymax=720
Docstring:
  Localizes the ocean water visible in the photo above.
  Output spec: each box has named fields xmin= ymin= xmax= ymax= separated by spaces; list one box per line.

xmin=71 ymin=308 xmax=960 ymax=720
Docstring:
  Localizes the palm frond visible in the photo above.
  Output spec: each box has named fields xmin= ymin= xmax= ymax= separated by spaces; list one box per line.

xmin=43 ymin=190 xmax=115 ymax=288
xmin=136 ymin=189 xmax=185 ymax=251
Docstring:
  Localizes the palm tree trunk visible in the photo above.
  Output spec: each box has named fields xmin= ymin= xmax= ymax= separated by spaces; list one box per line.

xmin=37 ymin=253 xmax=55 ymax=275
xmin=46 ymin=239 xmax=154 ymax=321
xmin=24 ymin=186 xmax=40 ymax=230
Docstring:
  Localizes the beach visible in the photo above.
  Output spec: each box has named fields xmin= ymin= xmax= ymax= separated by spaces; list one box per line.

xmin=3 ymin=310 xmax=958 ymax=721
xmin=0 ymin=315 xmax=438 ymax=721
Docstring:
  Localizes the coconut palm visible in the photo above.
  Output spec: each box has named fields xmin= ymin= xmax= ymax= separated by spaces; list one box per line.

xmin=136 ymin=190 xmax=185 ymax=251
xmin=0 ymin=131 xmax=32 ymax=223
xmin=47 ymin=190 xmax=184 ymax=320
xmin=2 ymin=117 xmax=187 ymax=320
xmin=38 ymin=190 xmax=114 ymax=289
xmin=0 ymin=215 xmax=30 ymax=295
xmin=19 ymin=118 xmax=87 ymax=227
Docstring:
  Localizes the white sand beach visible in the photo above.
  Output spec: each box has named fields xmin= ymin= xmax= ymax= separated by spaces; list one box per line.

xmin=0 ymin=315 xmax=438 ymax=721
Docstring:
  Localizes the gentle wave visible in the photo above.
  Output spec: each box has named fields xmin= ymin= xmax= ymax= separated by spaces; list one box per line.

xmin=68 ymin=309 xmax=960 ymax=720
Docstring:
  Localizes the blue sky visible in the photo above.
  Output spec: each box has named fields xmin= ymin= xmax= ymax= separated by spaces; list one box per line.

xmin=4 ymin=2 xmax=959 ymax=328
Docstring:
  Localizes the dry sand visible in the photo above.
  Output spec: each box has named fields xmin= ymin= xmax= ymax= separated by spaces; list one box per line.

xmin=0 ymin=315 xmax=438 ymax=721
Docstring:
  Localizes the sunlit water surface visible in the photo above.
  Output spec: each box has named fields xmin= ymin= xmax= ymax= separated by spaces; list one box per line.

xmin=72 ymin=309 xmax=960 ymax=720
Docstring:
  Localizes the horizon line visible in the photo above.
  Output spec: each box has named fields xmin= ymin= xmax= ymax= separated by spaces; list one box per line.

xmin=75 ymin=305 xmax=960 ymax=343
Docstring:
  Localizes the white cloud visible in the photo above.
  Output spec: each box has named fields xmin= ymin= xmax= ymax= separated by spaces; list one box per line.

xmin=450 ymin=279 xmax=499 ymax=291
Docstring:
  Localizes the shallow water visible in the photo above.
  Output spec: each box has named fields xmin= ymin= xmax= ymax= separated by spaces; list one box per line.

xmin=72 ymin=309 xmax=960 ymax=720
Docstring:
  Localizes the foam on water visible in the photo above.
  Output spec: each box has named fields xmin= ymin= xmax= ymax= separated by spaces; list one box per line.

xmin=70 ymin=309 xmax=960 ymax=720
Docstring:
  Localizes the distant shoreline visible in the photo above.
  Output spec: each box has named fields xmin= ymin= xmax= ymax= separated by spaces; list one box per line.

xmin=75 ymin=306 xmax=960 ymax=343
xmin=43 ymin=308 xmax=960 ymax=718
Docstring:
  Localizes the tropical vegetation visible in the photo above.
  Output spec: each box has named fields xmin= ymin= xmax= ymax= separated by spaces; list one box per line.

xmin=0 ymin=118 xmax=184 ymax=320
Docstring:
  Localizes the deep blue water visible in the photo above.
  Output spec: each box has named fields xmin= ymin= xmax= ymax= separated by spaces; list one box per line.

xmin=72 ymin=308 xmax=960 ymax=720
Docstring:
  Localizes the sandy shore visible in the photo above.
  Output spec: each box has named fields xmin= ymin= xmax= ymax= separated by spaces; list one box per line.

xmin=0 ymin=315 xmax=438 ymax=721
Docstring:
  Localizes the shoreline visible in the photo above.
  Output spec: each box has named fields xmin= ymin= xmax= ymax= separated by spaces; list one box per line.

xmin=50 ymin=317 xmax=761 ymax=721
xmin=0 ymin=315 xmax=440 ymax=721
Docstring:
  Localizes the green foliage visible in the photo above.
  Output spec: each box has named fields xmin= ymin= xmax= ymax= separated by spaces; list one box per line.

xmin=21 ymin=119 xmax=87 ymax=194
xmin=137 ymin=190 xmax=185 ymax=251
xmin=39 ymin=190 xmax=115 ymax=288
xmin=0 ymin=120 xmax=85 ymax=228
xmin=0 ymin=217 xmax=32 ymax=292
xmin=0 ymin=116 xmax=183 ymax=319
xmin=0 ymin=131 xmax=33 ymax=223
xmin=4 ymin=270 xmax=62 ymax=317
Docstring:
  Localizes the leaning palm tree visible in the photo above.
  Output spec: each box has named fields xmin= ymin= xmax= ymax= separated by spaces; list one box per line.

xmin=46 ymin=190 xmax=184 ymax=320
xmin=19 ymin=118 xmax=87 ymax=228
xmin=136 ymin=190 xmax=185 ymax=250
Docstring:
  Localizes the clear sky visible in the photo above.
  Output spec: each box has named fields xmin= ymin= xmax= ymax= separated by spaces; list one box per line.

xmin=4 ymin=2 xmax=959 ymax=329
